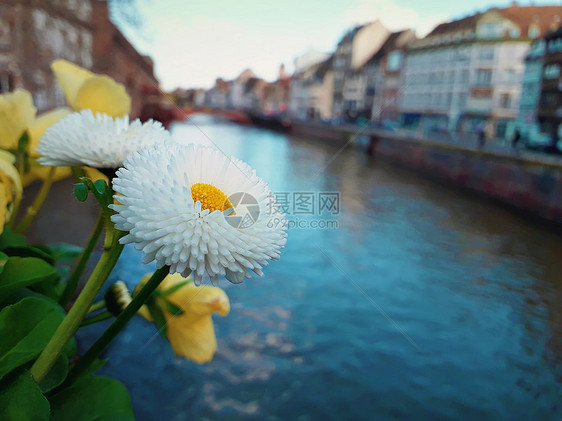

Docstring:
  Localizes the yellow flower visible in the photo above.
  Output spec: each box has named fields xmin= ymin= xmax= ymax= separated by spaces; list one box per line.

xmin=21 ymin=108 xmax=73 ymax=186
xmin=0 ymin=90 xmax=37 ymax=150
xmin=0 ymin=150 xmax=22 ymax=233
xmin=51 ymin=59 xmax=131 ymax=117
xmin=135 ymin=273 xmax=230 ymax=363
xmin=28 ymin=108 xmax=71 ymax=157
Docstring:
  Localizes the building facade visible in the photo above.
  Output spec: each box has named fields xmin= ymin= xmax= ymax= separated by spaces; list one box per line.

xmin=538 ymin=26 xmax=562 ymax=147
xmin=516 ymin=39 xmax=546 ymax=141
xmin=230 ymin=69 xmax=256 ymax=110
xmin=0 ymin=0 xmax=93 ymax=110
xmin=367 ymin=30 xmax=416 ymax=123
xmin=91 ymin=1 xmax=159 ymax=119
xmin=0 ymin=0 xmax=159 ymax=118
xmin=332 ymin=20 xmax=389 ymax=120
xmin=288 ymin=56 xmax=333 ymax=120
xmin=399 ymin=4 xmax=562 ymax=138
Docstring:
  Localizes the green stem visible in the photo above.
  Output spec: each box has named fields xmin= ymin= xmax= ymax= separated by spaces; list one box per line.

xmin=30 ymin=228 xmax=125 ymax=383
xmin=59 ymin=212 xmax=104 ymax=308
xmin=66 ymin=265 xmax=173 ymax=385
xmin=87 ymin=300 xmax=106 ymax=315
xmin=14 ymin=167 xmax=57 ymax=233
xmin=80 ymin=311 xmax=113 ymax=327
xmin=15 ymin=149 xmax=25 ymax=177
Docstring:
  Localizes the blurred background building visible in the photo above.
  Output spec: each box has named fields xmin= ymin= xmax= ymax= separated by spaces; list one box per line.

xmin=0 ymin=0 xmax=160 ymax=118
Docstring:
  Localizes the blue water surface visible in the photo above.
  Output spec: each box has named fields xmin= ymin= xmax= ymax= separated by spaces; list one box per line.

xmin=77 ymin=116 xmax=562 ymax=420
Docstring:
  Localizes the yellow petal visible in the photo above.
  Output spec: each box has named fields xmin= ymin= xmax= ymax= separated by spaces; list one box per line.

xmin=0 ymin=89 xmax=37 ymax=149
xmin=0 ymin=181 xmax=8 ymax=234
xmin=28 ymin=108 xmax=71 ymax=157
xmin=82 ymin=167 xmax=108 ymax=183
xmin=134 ymin=272 xmax=230 ymax=363
xmin=22 ymin=165 xmax=71 ymax=187
xmin=75 ymin=75 xmax=131 ymax=117
xmin=167 ymin=314 xmax=217 ymax=363
xmin=0 ymin=151 xmax=22 ymax=203
xmin=51 ymin=59 xmax=94 ymax=110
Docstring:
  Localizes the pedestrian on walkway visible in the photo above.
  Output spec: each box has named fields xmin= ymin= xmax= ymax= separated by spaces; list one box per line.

xmin=511 ymin=129 xmax=521 ymax=149
xmin=477 ymin=124 xmax=486 ymax=149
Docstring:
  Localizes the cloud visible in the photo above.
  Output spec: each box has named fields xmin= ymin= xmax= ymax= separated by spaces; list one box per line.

xmin=124 ymin=0 xmax=452 ymax=89
xmin=343 ymin=0 xmax=448 ymax=37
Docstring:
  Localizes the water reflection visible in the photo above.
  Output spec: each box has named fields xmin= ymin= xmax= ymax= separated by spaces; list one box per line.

xmin=77 ymin=116 xmax=562 ymax=420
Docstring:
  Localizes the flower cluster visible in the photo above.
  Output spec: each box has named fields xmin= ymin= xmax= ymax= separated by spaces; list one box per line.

xmin=31 ymin=59 xmax=286 ymax=363
xmin=0 ymin=55 xmax=290 ymax=420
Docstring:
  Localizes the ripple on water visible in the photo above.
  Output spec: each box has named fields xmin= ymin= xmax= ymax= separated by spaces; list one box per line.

xmin=76 ymin=117 xmax=562 ymax=420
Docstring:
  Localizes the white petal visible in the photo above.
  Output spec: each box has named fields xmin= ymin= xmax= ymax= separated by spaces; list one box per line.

xmin=36 ymin=110 xmax=173 ymax=168
xmin=111 ymin=143 xmax=287 ymax=284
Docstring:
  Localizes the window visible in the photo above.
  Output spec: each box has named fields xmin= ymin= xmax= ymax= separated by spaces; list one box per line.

xmin=0 ymin=73 xmax=13 ymax=93
xmin=528 ymin=25 xmax=540 ymax=39
xmin=448 ymin=71 xmax=455 ymax=84
xmin=503 ymin=69 xmax=517 ymax=83
xmin=387 ymin=51 xmax=402 ymax=71
xmin=480 ymin=22 xmax=500 ymax=38
xmin=544 ymin=64 xmax=561 ymax=79
xmin=461 ymin=69 xmax=470 ymax=84
xmin=509 ymin=27 xmax=520 ymax=38
xmin=499 ymin=93 xmax=512 ymax=108
xmin=459 ymin=93 xmax=467 ymax=108
xmin=475 ymin=69 xmax=492 ymax=86
xmin=479 ymin=47 xmax=494 ymax=60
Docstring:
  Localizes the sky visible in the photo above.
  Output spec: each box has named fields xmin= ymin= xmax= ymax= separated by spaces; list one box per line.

xmin=114 ymin=0 xmax=562 ymax=90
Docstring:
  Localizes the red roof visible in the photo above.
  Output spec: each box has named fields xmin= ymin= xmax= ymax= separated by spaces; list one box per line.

xmin=427 ymin=4 xmax=562 ymax=39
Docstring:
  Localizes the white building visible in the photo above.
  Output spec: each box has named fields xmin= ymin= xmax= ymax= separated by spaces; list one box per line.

xmin=399 ymin=4 xmax=562 ymax=139
xmin=230 ymin=69 xmax=256 ymax=109
xmin=289 ymin=50 xmax=331 ymax=119
xmin=332 ymin=20 xmax=390 ymax=120
xmin=288 ymin=57 xmax=334 ymax=120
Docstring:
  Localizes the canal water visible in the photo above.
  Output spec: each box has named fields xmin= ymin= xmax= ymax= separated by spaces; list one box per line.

xmin=77 ymin=115 xmax=562 ymax=420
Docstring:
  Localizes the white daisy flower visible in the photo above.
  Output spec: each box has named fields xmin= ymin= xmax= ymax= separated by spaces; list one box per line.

xmin=110 ymin=143 xmax=287 ymax=285
xmin=36 ymin=110 xmax=172 ymax=168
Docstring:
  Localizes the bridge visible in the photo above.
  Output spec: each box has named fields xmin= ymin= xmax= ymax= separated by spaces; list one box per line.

xmin=182 ymin=107 xmax=251 ymax=125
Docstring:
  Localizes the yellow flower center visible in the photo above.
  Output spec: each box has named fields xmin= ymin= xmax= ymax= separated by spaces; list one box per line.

xmin=191 ymin=183 xmax=233 ymax=213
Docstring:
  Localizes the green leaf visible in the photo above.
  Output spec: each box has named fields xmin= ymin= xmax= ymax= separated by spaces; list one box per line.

xmin=165 ymin=300 xmax=183 ymax=316
xmin=29 ymin=278 xmax=64 ymax=302
xmin=56 ymin=265 xmax=71 ymax=280
xmin=17 ymin=131 xmax=29 ymax=151
xmin=0 ymin=252 xmax=8 ymax=275
xmin=63 ymin=337 xmax=78 ymax=362
xmin=93 ymin=179 xmax=106 ymax=195
xmin=49 ymin=375 xmax=134 ymax=421
xmin=0 ymin=371 xmax=50 ymax=421
xmin=0 ymin=297 xmax=65 ymax=380
xmin=157 ymin=280 xmax=190 ymax=297
xmin=73 ymin=183 xmax=88 ymax=202
xmin=0 ymin=257 xmax=59 ymax=300
xmin=78 ymin=358 xmax=107 ymax=378
xmin=147 ymin=299 xmax=167 ymax=337
xmin=0 ymin=228 xmax=27 ymax=250
xmin=48 ymin=243 xmax=84 ymax=263
xmin=39 ymin=352 xmax=68 ymax=393
xmin=2 ymin=246 xmax=56 ymax=265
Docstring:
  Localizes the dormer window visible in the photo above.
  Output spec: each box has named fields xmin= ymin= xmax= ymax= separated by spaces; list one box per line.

xmin=528 ymin=24 xmax=539 ymax=39
xmin=509 ymin=27 xmax=520 ymax=38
